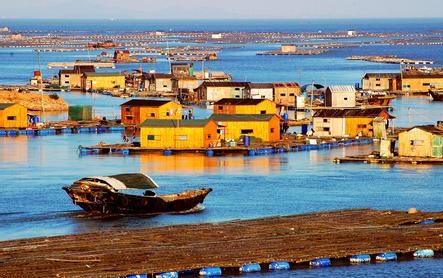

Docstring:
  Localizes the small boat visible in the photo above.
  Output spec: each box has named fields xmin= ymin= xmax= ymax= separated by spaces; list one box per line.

xmin=429 ymin=89 xmax=443 ymax=101
xmin=62 ymin=173 xmax=212 ymax=214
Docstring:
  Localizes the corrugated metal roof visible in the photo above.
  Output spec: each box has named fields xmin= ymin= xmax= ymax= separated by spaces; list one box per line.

xmin=120 ymin=99 xmax=173 ymax=107
xmin=84 ymin=72 xmax=124 ymax=77
xmin=210 ymin=114 xmax=276 ymax=122
xmin=199 ymin=81 xmax=250 ymax=88
xmin=363 ymin=73 xmax=400 ymax=79
xmin=140 ymin=119 xmax=211 ymax=128
xmin=214 ymin=98 xmax=267 ymax=105
xmin=409 ymin=125 xmax=443 ymax=135
xmin=313 ymin=108 xmax=390 ymax=118
xmin=272 ymin=82 xmax=300 ymax=88
xmin=249 ymin=83 xmax=274 ymax=89
xmin=327 ymin=85 xmax=356 ymax=93
xmin=0 ymin=103 xmax=14 ymax=110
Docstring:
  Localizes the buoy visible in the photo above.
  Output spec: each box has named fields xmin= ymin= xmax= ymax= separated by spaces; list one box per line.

xmin=199 ymin=267 xmax=222 ymax=276
xmin=206 ymin=149 xmax=214 ymax=157
xmin=376 ymin=252 xmax=397 ymax=261
xmin=239 ymin=263 xmax=261 ymax=273
xmin=408 ymin=208 xmax=418 ymax=214
xmin=163 ymin=149 xmax=173 ymax=156
xmin=350 ymin=254 xmax=371 ymax=263
xmin=269 ymin=261 xmax=290 ymax=271
xmin=413 ymin=249 xmax=434 ymax=258
xmin=310 ymin=258 xmax=331 ymax=267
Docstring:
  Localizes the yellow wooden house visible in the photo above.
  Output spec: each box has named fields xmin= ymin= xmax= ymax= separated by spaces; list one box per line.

xmin=0 ymin=103 xmax=27 ymax=129
xmin=121 ymin=99 xmax=182 ymax=125
xmin=81 ymin=72 xmax=126 ymax=92
xmin=210 ymin=114 xmax=280 ymax=142
xmin=213 ymin=98 xmax=277 ymax=115
xmin=402 ymin=69 xmax=443 ymax=92
xmin=140 ymin=119 xmax=218 ymax=149
xmin=398 ymin=125 xmax=443 ymax=158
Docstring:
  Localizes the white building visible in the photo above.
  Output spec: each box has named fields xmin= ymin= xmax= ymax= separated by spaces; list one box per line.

xmin=249 ymin=83 xmax=274 ymax=100
xmin=325 ymin=85 xmax=356 ymax=108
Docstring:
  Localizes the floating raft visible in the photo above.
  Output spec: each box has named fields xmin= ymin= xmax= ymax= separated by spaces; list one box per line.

xmin=334 ymin=155 xmax=443 ymax=165
xmin=1 ymin=209 xmax=443 ymax=277
xmin=79 ymin=139 xmax=373 ymax=157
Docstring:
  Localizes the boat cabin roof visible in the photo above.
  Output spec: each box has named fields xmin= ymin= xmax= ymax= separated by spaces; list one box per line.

xmin=80 ymin=173 xmax=160 ymax=190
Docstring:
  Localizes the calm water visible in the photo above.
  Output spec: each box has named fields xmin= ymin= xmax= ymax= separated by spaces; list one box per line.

xmin=1 ymin=19 xmax=443 ymax=277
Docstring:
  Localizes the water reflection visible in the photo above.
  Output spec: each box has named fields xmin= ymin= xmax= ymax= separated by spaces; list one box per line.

xmin=0 ymin=137 xmax=28 ymax=165
xmin=140 ymin=153 xmax=287 ymax=175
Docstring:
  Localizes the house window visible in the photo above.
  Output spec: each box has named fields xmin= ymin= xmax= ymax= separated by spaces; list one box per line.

xmin=177 ymin=135 xmax=188 ymax=141
xmin=323 ymin=127 xmax=330 ymax=131
xmin=125 ymin=107 xmax=131 ymax=112
xmin=376 ymin=78 xmax=381 ymax=81
xmin=235 ymin=88 xmax=240 ymax=91
xmin=376 ymin=84 xmax=381 ymax=87
xmin=323 ymin=119 xmax=329 ymax=123
xmin=410 ymin=140 xmax=424 ymax=146
xmin=241 ymin=129 xmax=253 ymax=134
xmin=261 ymin=95 xmax=265 ymax=99
xmin=166 ymin=111 xmax=170 ymax=116
xmin=270 ymin=128 xmax=275 ymax=133
xmin=235 ymin=95 xmax=240 ymax=98
xmin=64 ymin=75 xmax=70 ymax=78
xmin=344 ymin=97 xmax=348 ymax=100
xmin=147 ymin=135 xmax=155 ymax=140
xmin=423 ymin=83 xmax=430 ymax=86
xmin=260 ymin=110 xmax=266 ymax=114
xmin=289 ymin=93 xmax=295 ymax=96
xmin=7 ymin=116 xmax=16 ymax=121
xmin=207 ymin=134 xmax=212 ymax=139
xmin=218 ymin=105 xmax=223 ymax=110
xmin=150 ymin=113 xmax=155 ymax=117
xmin=163 ymin=85 xmax=168 ymax=88
xmin=357 ymin=124 xmax=367 ymax=128
xmin=125 ymin=115 xmax=134 ymax=120
xmin=280 ymin=93 xmax=286 ymax=97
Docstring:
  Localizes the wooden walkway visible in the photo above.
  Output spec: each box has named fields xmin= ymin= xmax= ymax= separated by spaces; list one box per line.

xmin=1 ymin=209 xmax=443 ymax=278
xmin=334 ymin=155 xmax=443 ymax=165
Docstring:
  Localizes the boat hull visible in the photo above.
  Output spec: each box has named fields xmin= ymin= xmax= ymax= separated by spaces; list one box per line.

xmin=429 ymin=90 xmax=443 ymax=101
xmin=63 ymin=186 xmax=212 ymax=215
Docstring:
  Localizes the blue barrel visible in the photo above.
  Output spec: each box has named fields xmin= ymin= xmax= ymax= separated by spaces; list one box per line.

xmin=413 ymin=249 xmax=434 ymax=258
xmin=155 ymin=271 xmax=178 ymax=278
xmin=89 ymin=127 xmax=97 ymax=133
xmin=7 ymin=130 xmax=19 ymax=136
xmin=283 ymin=112 xmax=289 ymax=121
xmin=38 ymin=129 xmax=49 ymax=136
xmin=48 ymin=129 xmax=56 ymax=135
xmin=61 ymin=128 xmax=72 ymax=134
xmin=125 ymin=274 xmax=148 ymax=278
xmin=350 ymin=254 xmax=371 ymax=263
xmin=109 ymin=126 xmax=125 ymax=133
xmin=310 ymin=258 xmax=331 ymax=267
xmin=199 ymin=267 xmax=222 ymax=276
xmin=419 ymin=219 xmax=435 ymax=225
xmin=376 ymin=252 xmax=397 ymax=261
xmin=239 ymin=263 xmax=261 ymax=273
xmin=248 ymin=149 xmax=255 ymax=156
xmin=26 ymin=130 xmax=35 ymax=136
xmin=97 ymin=127 xmax=107 ymax=133
xmin=19 ymin=129 xmax=28 ymax=135
xmin=163 ymin=149 xmax=173 ymax=156
xmin=301 ymin=125 xmax=308 ymax=135
xmin=78 ymin=127 xmax=89 ymax=133
xmin=244 ymin=136 xmax=250 ymax=147
xmin=206 ymin=149 xmax=214 ymax=157
xmin=122 ymin=149 xmax=130 ymax=156
xmin=269 ymin=261 xmax=290 ymax=271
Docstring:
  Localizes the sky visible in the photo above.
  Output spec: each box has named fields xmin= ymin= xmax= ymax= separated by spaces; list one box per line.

xmin=0 ymin=0 xmax=442 ymax=19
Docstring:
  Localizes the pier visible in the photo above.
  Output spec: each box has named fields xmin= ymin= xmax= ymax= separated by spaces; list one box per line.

xmin=1 ymin=209 xmax=442 ymax=278
xmin=334 ymin=154 xmax=443 ymax=165
xmin=47 ymin=61 xmax=116 ymax=69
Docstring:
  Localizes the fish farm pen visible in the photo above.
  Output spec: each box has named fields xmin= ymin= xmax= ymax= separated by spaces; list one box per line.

xmin=1 ymin=209 xmax=443 ymax=278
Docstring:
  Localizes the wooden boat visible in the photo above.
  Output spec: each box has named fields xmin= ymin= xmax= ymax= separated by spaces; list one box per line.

xmin=429 ymin=89 xmax=443 ymax=101
xmin=62 ymin=173 xmax=212 ymax=214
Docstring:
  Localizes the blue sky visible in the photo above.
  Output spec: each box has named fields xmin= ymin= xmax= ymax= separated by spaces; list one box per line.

xmin=0 ymin=0 xmax=442 ymax=19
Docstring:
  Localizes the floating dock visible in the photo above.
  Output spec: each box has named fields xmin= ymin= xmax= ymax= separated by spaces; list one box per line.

xmin=334 ymin=155 xmax=443 ymax=165
xmin=78 ymin=138 xmax=373 ymax=157
xmin=1 ymin=209 xmax=442 ymax=278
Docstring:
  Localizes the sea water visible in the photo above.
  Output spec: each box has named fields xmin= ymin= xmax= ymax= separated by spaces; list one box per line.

xmin=0 ymin=19 xmax=443 ymax=277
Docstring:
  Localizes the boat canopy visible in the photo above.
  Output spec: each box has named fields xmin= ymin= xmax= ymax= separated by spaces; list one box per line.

xmin=82 ymin=173 xmax=160 ymax=190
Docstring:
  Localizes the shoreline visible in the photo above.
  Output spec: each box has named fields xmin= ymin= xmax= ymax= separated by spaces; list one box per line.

xmin=1 ymin=208 xmax=442 ymax=277
xmin=0 ymin=90 xmax=68 ymax=112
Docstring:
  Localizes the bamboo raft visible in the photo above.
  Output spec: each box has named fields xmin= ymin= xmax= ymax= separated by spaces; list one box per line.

xmin=1 ymin=209 xmax=443 ymax=278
